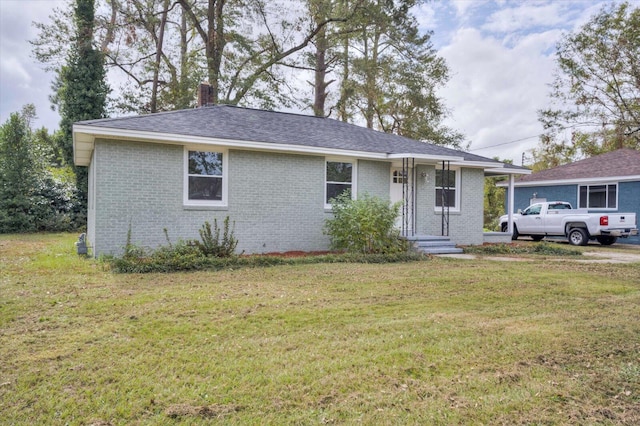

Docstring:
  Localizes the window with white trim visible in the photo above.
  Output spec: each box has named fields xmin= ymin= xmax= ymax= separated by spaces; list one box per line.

xmin=325 ymin=160 xmax=353 ymax=205
xmin=579 ymin=184 xmax=617 ymax=209
xmin=435 ymin=168 xmax=459 ymax=209
xmin=185 ymin=149 xmax=227 ymax=205
xmin=392 ymin=170 xmax=407 ymax=184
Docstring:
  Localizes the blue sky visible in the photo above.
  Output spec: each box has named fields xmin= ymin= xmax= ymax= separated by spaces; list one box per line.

xmin=0 ymin=0 xmax=617 ymax=163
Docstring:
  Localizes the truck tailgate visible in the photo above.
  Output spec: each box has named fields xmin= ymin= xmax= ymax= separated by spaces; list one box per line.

xmin=605 ymin=213 xmax=637 ymax=228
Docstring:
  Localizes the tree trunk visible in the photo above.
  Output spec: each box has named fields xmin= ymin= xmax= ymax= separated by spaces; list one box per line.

xmin=313 ymin=25 xmax=328 ymax=116
xmin=208 ymin=0 xmax=225 ymax=104
xmin=178 ymin=7 xmax=190 ymax=108
xmin=150 ymin=0 xmax=170 ymax=113
xmin=179 ymin=0 xmax=226 ymax=105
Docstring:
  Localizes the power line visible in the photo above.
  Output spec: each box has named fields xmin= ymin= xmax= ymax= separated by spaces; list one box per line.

xmin=468 ymin=123 xmax=599 ymax=152
xmin=468 ymin=134 xmax=540 ymax=151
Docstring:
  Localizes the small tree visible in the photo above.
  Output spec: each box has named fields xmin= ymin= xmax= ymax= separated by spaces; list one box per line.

xmin=0 ymin=110 xmax=38 ymax=232
xmin=324 ymin=193 xmax=404 ymax=254
xmin=0 ymin=106 xmax=77 ymax=233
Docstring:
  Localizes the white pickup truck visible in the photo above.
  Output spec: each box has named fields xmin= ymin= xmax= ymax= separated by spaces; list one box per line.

xmin=499 ymin=201 xmax=638 ymax=246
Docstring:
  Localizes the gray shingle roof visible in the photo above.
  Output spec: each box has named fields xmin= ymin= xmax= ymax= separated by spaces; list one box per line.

xmin=516 ymin=148 xmax=640 ymax=182
xmin=78 ymin=105 xmax=514 ymax=166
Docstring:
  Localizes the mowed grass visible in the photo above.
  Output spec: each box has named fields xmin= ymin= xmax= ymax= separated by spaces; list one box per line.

xmin=1 ymin=234 xmax=639 ymax=425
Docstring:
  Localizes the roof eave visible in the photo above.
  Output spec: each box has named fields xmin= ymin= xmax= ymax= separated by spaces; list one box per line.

xmin=73 ymin=125 xmax=515 ymax=170
xmin=496 ymin=174 xmax=640 ymax=187
xmin=72 ymin=125 xmax=398 ymax=165
xmin=387 ymin=153 xmax=463 ymax=162
xmin=484 ymin=166 xmax=532 ymax=176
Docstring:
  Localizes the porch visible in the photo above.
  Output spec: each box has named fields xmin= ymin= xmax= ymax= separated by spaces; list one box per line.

xmin=393 ymin=158 xmax=528 ymax=249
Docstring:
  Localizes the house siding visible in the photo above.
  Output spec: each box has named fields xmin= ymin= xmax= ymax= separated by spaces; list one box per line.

xmin=91 ymin=140 xmax=397 ymax=256
xmin=357 ymin=160 xmax=391 ymax=200
xmin=513 ymin=184 xmax=577 ymax=210
xmin=93 ymin=139 xmax=184 ymax=256
xmin=511 ymin=182 xmax=640 ymax=245
xmin=90 ymin=139 xmax=490 ymax=256
xmin=86 ymin=150 xmax=96 ymax=253
xmin=415 ymin=166 xmax=485 ymax=245
xmin=609 ymin=181 xmax=639 ymax=244
xmin=447 ymin=168 xmax=485 ymax=245
xmin=227 ymin=149 xmax=329 ymax=253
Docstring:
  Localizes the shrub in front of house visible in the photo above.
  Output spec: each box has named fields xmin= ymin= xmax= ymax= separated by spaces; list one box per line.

xmin=324 ymin=193 xmax=407 ymax=254
xmin=105 ymin=214 xmax=425 ymax=273
xmin=107 ymin=250 xmax=427 ymax=273
xmin=189 ymin=217 xmax=239 ymax=257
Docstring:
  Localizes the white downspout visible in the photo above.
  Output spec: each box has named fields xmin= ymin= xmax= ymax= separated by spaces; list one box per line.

xmin=507 ymin=173 xmax=515 ymax=234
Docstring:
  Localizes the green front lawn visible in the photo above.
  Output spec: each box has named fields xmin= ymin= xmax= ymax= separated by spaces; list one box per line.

xmin=1 ymin=234 xmax=639 ymax=424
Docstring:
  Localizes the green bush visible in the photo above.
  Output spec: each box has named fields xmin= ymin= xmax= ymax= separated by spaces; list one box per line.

xmin=189 ymin=217 xmax=239 ymax=257
xmin=105 ymin=215 xmax=427 ymax=273
xmin=107 ymin=250 xmax=427 ymax=274
xmin=324 ymin=193 xmax=406 ymax=254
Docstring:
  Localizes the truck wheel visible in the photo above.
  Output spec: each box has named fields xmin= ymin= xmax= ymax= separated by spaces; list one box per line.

xmin=531 ymin=235 xmax=544 ymax=242
xmin=511 ymin=225 xmax=519 ymax=241
xmin=568 ymin=228 xmax=588 ymax=246
xmin=596 ymin=236 xmax=617 ymax=246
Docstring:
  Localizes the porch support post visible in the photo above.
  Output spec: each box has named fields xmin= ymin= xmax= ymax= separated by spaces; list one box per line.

xmin=507 ymin=173 xmax=515 ymax=234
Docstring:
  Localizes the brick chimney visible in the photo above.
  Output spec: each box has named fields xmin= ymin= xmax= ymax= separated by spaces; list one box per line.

xmin=197 ymin=83 xmax=214 ymax=107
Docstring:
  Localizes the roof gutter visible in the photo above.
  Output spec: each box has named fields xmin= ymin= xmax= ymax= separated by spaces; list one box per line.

xmin=497 ymin=174 xmax=640 ymax=187
xmin=485 ymin=166 xmax=532 ymax=176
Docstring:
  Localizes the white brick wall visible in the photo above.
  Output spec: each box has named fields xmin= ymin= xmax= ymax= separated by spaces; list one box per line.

xmin=91 ymin=139 xmax=486 ymax=256
xmin=415 ymin=165 xmax=484 ymax=245
xmin=357 ymin=160 xmax=391 ymax=199
xmin=93 ymin=141 xmax=385 ymax=255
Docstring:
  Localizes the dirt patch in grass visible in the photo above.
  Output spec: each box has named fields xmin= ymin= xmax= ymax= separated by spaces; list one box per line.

xmin=580 ymin=250 xmax=640 ymax=263
xmin=165 ymin=403 xmax=243 ymax=419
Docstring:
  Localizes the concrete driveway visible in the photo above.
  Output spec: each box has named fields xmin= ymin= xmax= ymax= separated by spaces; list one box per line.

xmin=580 ymin=248 xmax=640 ymax=264
xmin=439 ymin=244 xmax=640 ymax=264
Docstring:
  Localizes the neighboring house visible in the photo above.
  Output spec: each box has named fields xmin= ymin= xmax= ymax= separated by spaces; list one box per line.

xmin=500 ymin=148 xmax=640 ymax=244
xmin=73 ymin=87 xmax=528 ymax=256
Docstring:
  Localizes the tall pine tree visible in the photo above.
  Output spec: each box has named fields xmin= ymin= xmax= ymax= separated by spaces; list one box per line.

xmin=53 ymin=0 xmax=109 ymax=224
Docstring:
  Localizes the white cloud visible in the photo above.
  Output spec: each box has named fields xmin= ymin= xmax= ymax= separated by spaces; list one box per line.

xmin=413 ymin=2 xmax=437 ymax=29
xmin=0 ymin=0 xmax=65 ymax=130
xmin=482 ymin=3 xmax=565 ymax=33
xmin=449 ymin=0 xmax=491 ymax=20
xmin=0 ymin=56 xmax=31 ymax=85
xmin=572 ymin=1 xmax=609 ymax=29
xmin=438 ymin=27 xmax=558 ymax=163
xmin=429 ymin=1 xmax=617 ymax=164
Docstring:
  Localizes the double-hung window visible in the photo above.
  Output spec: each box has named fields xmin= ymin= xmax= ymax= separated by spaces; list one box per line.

xmin=185 ymin=149 xmax=227 ymax=206
xmin=435 ymin=169 xmax=459 ymax=210
xmin=326 ymin=160 xmax=354 ymax=206
xmin=579 ymin=184 xmax=617 ymax=209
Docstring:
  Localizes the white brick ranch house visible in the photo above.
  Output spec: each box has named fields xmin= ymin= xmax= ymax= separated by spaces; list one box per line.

xmin=73 ymin=99 xmax=529 ymax=257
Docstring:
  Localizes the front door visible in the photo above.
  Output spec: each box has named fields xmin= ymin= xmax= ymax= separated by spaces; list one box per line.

xmin=390 ymin=168 xmax=412 ymax=234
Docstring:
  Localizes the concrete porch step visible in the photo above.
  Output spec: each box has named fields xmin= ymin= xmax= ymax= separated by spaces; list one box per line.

xmin=419 ymin=246 xmax=465 ymax=255
xmin=402 ymin=235 xmax=463 ymax=255
xmin=403 ymin=235 xmax=452 ymax=242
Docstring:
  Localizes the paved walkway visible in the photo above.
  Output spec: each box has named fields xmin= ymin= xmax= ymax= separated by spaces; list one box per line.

xmin=438 ymin=247 xmax=640 ymax=264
